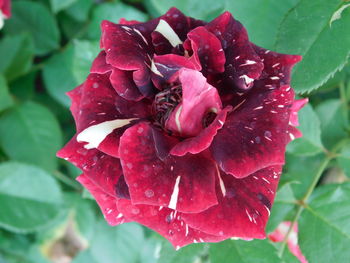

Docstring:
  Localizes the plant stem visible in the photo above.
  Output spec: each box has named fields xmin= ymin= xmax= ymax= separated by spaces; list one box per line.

xmin=53 ymin=170 xmax=81 ymax=191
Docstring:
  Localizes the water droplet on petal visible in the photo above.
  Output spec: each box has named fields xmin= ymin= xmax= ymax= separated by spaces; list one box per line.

xmin=145 ymin=189 xmax=154 ymax=198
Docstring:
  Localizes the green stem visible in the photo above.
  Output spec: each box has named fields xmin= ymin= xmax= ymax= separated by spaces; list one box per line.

xmin=339 ymin=82 xmax=349 ymax=123
xmin=278 ymin=138 xmax=350 ymax=257
xmin=53 ymin=170 xmax=81 ymax=191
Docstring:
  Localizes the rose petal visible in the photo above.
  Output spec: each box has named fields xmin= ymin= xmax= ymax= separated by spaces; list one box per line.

xmin=117 ymin=200 xmax=228 ymax=248
xmin=184 ymin=26 xmax=226 ymax=74
xmin=119 ymin=122 xmax=218 ymax=213
xmin=90 ymin=51 xmax=112 ymax=74
xmin=0 ymin=0 xmax=11 ymax=18
xmin=101 ymin=20 xmax=156 ymax=97
xmin=77 ymin=174 xmax=128 ymax=226
xmin=110 ymin=68 xmax=144 ymax=101
xmin=206 ymin=12 xmax=264 ymax=90
xmin=170 ymin=106 xmax=231 ymax=156
xmin=166 ymin=68 xmax=222 ymax=137
xmin=289 ymin=98 xmax=308 ymax=126
xmin=182 ymin=166 xmax=282 ymax=239
xmin=211 ymin=85 xmax=294 ymax=178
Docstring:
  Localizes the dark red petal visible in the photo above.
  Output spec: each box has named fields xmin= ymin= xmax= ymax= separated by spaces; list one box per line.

xmin=166 ymin=69 xmax=222 ymax=137
xmin=184 ymin=26 xmax=226 ymax=75
xmin=68 ymin=73 xmax=150 ymax=157
xmin=206 ymin=12 xmax=264 ymax=90
xmin=117 ymin=200 xmax=228 ymax=248
xmin=170 ymin=106 xmax=231 ymax=156
xmin=151 ymin=54 xmax=200 ymax=89
xmin=119 ymin=18 xmax=143 ymax=25
xmin=77 ymin=174 xmax=128 ymax=226
xmin=101 ymin=20 xmax=155 ymax=97
xmin=90 ymin=51 xmax=112 ymax=74
xmin=110 ymin=69 xmax=144 ymax=101
xmin=253 ymin=45 xmax=302 ymax=89
xmin=57 ymin=135 xmax=122 ymax=197
xmin=211 ymin=85 xmax=294 ymax=178
xmin=119 ymin=122 xmax=218 ymax=213
xmin=182 ymin=166 xmax=282 ymax=239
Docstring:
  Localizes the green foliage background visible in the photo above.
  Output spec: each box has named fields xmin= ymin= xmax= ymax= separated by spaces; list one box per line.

xmin=0 ymin=0 xmax=349 ymax=262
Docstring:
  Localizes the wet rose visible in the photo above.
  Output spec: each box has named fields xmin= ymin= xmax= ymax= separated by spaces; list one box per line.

xmin=58 ymin=8 xmax=307 ymax=248
xmin=0 ymin=0 xmax=11 ymax=29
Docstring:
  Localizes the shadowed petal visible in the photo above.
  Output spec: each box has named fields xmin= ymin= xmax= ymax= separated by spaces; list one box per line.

xmin=182 ymin=166 xmax=282 ymax=239
xmin=119 ymin=122 xmax=218 ymax=213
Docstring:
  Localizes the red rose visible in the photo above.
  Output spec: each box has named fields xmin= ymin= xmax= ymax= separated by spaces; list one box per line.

xmin=0 ymin=0 xmax=11 ymax=28
xmin=58 ymin=8 xmax=307 ymax=248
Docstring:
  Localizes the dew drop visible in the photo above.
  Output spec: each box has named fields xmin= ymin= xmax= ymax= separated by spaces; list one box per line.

xmin=145 ymin=189 xmax=154 ymax=198
xmin=255 ymin=136 xmax=261 ymax=144
xmin=168 ymin=230 xmax=174 ymax=236
xmin=131 ymin=208 xmax=140 ymax=214
xmin=264 ymin=130 xmax=272 ymax=138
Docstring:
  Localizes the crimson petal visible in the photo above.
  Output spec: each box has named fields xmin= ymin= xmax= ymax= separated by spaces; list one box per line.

xmin=119 ymin=122 xmax=218 ymax=213
xmin=77 ymin=174 xmax=128 ymax=226
xmin=211 ymin=85 xmax=294 ymax=178
xmin=182 ymin=166 xmax=282 ymax=239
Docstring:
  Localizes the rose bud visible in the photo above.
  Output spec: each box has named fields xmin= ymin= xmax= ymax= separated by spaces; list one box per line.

xmin=0 ymin=0 xmax=11 ymax=29
xmin=58 ymin=8 xmax=307 ymax=248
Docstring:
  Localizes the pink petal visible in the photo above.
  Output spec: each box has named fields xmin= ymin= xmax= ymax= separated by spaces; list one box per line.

xmin=184 ymin=26 xmax=226 ymax=74
xmin=119 ymin=122 xmax=218 ymax=213
xmin=210 ymin=85 xmax=294 ymax=178
xmin=269 ymin=222 xmax=308 ymax=263
xmin=0 ymin=0 xmax=11 ymax=18
xmin=165 ymin=68 xmax=222 ymax=137
xmin=289 ymin=98 xmax=308 ymax=126
xmin=77 ymin=174 xmax=128 ymax=226
xmin=182 ymin=166 xmax=282 ymax=239
xmin=170 ymin=106 xmax=231 ymax=156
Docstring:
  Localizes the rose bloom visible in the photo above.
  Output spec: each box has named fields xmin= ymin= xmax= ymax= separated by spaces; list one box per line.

xmin=58 ymin=8 xmax=307 ymax=248
xmin=0 ymin=0 xmax=11 ymax=29
xmin=269 ymin=222 xmax=308 ymax=263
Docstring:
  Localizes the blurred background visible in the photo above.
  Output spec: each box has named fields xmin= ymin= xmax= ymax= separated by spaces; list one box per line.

xmin=0 ymin=0 xmax=349 ymax=263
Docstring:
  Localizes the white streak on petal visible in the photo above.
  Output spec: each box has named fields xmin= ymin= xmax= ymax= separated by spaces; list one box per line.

xmin=175 ymin=105 xmax=183 ymax=133
xmin=218 ymin=173 xmax=226 ymax=196
xmin=77 ymin=118 xmax=137 ymax=149
xmin=168 ymin=176 xmax=181 ymax=210
xmin=151 ymin=60 xmax=163 ymax=77
xmin=133 ymin=28 xmax=148 ymax=44
xmin=239 ymin=75 xmax=254 ymax=85
xmin=155 ymin=19 xmax=183 ymax=47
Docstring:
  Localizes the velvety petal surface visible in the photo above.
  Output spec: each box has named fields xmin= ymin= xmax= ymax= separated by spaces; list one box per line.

xmin=182 ymin=166 xmax=282 ymax=239
xmin=119 ymin=122 xmax=218 ymax=213
xmin=210 ymin=85 xmax=294 ymax=178
xmin=117 ymin=200 xmax=229 ymax=248
xmin=165 ymin=68 xmax=222 ymax=137
xmin=77 ymin=174 xmax=128 ymax=226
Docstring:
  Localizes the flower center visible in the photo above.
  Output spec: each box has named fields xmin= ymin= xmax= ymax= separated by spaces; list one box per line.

xmin=152 ymin=84 xmax=182 ymax=131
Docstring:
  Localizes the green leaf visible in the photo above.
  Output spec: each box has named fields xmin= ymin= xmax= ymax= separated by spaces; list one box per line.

xmin=9 ymin=72 xmax=36 ymax=101
xmin=43 ymin=46 xmax=78 ymax=107
xmin=209 ymin=239 xmax=281 ymax=263
xmin=0 ymin=33 xmax=34 ymax=81
xmin=0 ymin=102 xmax=62 ymax=171
xmin=287 ymin=103 xmax=324 ymax=156
xmin=316 ymin=99 xmax=349 ymax=149
xmin=5 ymin=1 xmax=60 ymax=55
xmin=87 ymin=221 xmax=145 ymax=263
xmin=72 ymin=40 xmax=100 ymax=83
xmin=337 ymin=143 xmax=350 ymax=177
xmin=0 ymin=162 xmax=63 ymax=233
xmin=145 ymin=0 xmax=224 ymax=21
xmin=157 ymin=241 xmax=205 ymax=263
xmin=43 ymin=41 xmax=100 ymax=107
xmin=266 ymin=183 xmax=296 ymax=233
xmin=283 ymin=153 xmax=325 ymax=199
xmin=50 ymin=0 xmax=77 ymax=13
xmin=275 ymin=0 xmax=350 ymax=93
xmin=88 ymin=1 xmax=148 ymax=40
xmin=65 ymin=0 xmax=93 ymax=22
xmin=299 ymin=183 xmax=350 ymax=263
xmin=224 ymin=0 xmax=298 ymax=49
xmin=0 ymin=75 xmax=13 ymax=112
